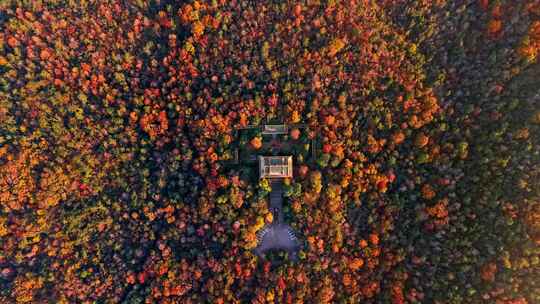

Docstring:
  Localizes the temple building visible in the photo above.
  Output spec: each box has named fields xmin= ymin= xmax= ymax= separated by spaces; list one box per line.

xmin=258 ymin=156 xmax=293 ymax=179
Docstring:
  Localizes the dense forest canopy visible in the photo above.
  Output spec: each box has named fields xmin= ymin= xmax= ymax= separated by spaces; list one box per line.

xmin=0 ymin=0 xmax=539 ymax=303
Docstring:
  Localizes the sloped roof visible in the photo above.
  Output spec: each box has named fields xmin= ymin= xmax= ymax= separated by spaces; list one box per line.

xmin=259 ymin=156 xmax=293 ymax=179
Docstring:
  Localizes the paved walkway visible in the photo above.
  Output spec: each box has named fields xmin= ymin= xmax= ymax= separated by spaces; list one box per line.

xmin=254 ymin=179 xmax=300 ymax=260
xmin=269 ymin=180 xmax=284 ymax=223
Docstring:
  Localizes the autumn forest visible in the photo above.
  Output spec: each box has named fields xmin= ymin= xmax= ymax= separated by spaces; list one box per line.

xmin=0 ymin=0 xmax=539 ymax=303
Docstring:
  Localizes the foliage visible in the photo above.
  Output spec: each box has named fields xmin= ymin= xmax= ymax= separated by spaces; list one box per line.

xmin=0 ymin=0 xmax=538 ymax=303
